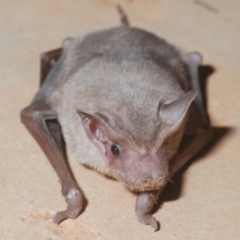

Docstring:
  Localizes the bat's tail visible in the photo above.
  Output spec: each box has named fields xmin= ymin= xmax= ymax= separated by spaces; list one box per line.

xmin=116 ymin=5 xmax=130 ymax=27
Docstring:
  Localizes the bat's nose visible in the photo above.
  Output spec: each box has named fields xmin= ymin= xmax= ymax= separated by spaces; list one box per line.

xmin=140 ymin=175 xmax=168 ymax=189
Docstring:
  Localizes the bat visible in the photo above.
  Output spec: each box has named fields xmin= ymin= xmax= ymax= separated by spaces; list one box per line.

xmin=20 ymin=6 xmax=212 ymax=231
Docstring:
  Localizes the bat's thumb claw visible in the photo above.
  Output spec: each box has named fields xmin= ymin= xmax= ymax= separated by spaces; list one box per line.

xmin=150 ymin=217 xmax=160 ymax=232
xmin=136 ymin=213 xmax=160 ymax=231
xmin=53 ymin=188 xmax=84 ymax=224
xmin=53 ymin=211 xmax=67 ymax=224
xmin=135 ymin=191 xmax=160 ymax=231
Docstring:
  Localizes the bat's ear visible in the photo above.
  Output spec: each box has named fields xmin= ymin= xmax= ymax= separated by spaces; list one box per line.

xmin=77 ymin=110 xmax=110 ymax=144
xmin=157 ymin=90 xmax=197 ymax=145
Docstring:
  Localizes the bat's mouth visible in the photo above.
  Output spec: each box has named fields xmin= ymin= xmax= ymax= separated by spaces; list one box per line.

xmin=125 ymin=175 xmax=168 ymax=192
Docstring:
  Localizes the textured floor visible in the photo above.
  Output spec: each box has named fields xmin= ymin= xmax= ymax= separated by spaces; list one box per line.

xmin=0 ymin=0 xmax=239 ymax=239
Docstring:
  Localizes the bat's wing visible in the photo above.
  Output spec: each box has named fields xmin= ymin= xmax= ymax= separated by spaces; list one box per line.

xmin=40 ymin=48 xmax=62 ymax=86
xmin=21 ymin=48 xmax=84 ymax=224
xmin=135 ymin=52 xmax=212 ymax=230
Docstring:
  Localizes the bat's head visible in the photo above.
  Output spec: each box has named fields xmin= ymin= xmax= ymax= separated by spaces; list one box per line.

xmin=78 ymin=90 xmax=196 ymax=192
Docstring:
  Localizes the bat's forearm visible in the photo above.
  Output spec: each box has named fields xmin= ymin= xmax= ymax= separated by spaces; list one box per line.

xmin=21 ymin=103 xmax=84 ymax=224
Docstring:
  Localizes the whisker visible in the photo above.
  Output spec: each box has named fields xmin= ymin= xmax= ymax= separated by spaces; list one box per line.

xmin=167 ymin=178 xmax=176 ymax=186
xmin=162 ymin=150 xmax=181 ymax=157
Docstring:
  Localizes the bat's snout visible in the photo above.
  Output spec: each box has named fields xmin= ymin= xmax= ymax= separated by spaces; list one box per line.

xmin=120 ymin=153 xmax=169 ymax=192
xmin=141 ymin=175 xmax=167 ymax=188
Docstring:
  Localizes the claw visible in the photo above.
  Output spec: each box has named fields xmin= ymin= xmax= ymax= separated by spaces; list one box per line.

xmin=53 ymin=210 xmax=70 ymax=224
xmin=136 ymin=212 xmax=160 ymax=231
xmin=53 ymin=188 xmax=84 ymax=224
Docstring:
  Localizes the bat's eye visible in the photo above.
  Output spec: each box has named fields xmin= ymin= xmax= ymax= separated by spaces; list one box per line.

xmin=111 ymin=144 xmax=121 ymax=156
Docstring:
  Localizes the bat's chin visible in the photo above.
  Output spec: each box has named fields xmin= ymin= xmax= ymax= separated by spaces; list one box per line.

xmin=125 ymin=175 xmax=168 ymax=192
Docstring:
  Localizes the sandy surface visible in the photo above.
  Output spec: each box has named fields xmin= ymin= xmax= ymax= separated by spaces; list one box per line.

xmin=0 ymin=0 xmax=239 ymax=239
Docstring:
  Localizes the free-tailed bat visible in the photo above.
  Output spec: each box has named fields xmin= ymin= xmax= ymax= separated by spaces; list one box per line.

xmin=20 ymin=6 xmax=212 ymax=231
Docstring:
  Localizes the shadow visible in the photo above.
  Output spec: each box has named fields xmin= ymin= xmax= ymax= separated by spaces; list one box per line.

xmin=151 ymin=126 xmax=233 ymax=214
xmin=196 ymin=126 xmax=234 ymax=158
xmin=151 ymin=65 xmax=234 ymax=214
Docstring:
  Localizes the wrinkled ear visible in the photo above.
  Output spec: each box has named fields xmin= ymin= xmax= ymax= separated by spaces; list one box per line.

xmin=77 ymin=110 xmax=110 ymax=146
xmin=157 ymin=90 xmax=197 ymax=144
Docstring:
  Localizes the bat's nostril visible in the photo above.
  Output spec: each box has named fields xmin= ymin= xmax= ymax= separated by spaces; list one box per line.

xmin=141 ymin=175 xmax=167 ymax=188
xmin=142 ymin=179 xmax=148 ymax=186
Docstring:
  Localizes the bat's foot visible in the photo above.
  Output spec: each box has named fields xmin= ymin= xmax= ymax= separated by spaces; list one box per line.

xmin=135 ymin=191 xmax=161 ymax=231
xmin=53 ymin=188 xmax=84 ymax=224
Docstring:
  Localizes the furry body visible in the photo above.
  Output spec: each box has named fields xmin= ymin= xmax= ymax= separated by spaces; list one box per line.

xmin=21 ymin=14 xmax=211 ymax=229
xmin=45 ymin=27 xmax=190 ymax=177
